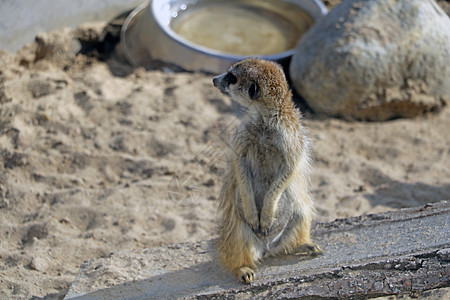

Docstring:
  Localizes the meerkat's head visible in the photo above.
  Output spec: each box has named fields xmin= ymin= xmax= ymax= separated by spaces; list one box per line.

xmin=213 ymin=58 xmax=292 ymax=112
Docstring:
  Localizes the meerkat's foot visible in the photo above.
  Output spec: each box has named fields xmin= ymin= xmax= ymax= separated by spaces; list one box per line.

xmin=294 ymin=243 xmax=323 ymax=257
xmin=238 ymin=267 xmax=255 ymax=284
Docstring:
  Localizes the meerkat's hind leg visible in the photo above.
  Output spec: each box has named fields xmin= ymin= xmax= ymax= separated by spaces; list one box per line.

xmin=225 ymin=235 xmax=259 ymax=284
xmin=290 ymin=218 xmax=323 ymax=257
xmin=218 ymin=212 xmax=262 ymax=284
xmin=268 ymin=213 xmax=323 ymax=258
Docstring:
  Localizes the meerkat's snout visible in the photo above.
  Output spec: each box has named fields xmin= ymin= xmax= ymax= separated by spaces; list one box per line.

xmin=213 ymin=72 xmax=238 ymax=96
xmin=212 ymin=73 xmax=224 ymax=88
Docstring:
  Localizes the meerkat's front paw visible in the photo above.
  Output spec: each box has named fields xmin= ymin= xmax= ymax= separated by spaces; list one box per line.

xmin=250 ymin=225 xmax=270 ymax=237
xmin=245 ymin=216 xmax=260 ymax=235
xmin=259 ymin=224 xmax=273 ymax=236
xmin=238 ymin=267 xmax=255 ymax=284
xmin=259 ymin=215 xmax=274 ymax=236
xmin=250 ymin=225 xmax=260 ymax=235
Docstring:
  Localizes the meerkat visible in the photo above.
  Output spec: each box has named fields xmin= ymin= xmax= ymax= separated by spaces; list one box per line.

xmin=212 ymin=58 xmax=322 ymax=284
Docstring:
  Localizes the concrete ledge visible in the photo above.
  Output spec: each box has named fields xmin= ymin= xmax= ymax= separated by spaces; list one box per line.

xmin=65 ymin=201 xmax=450 ymax=299
xmin=0 ymin=0 xmax=143 ymax=51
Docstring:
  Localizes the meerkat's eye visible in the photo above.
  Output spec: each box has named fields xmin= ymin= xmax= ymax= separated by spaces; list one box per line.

xmin=248 ymin=82 xmax=259 ymax=100
xmin=224 ymin=72 xmax=237 ymax=86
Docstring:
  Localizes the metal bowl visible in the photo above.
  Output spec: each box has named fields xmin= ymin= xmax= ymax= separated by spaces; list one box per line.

xmin=121 ymin=0 xmax=327 ymax=73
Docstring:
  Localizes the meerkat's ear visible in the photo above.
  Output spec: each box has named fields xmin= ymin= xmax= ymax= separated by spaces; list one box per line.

xmin=248 ymin=82 xmax=260 ymax=100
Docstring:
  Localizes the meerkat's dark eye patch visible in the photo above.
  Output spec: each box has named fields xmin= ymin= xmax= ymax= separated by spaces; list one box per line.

xmin=224 ymin=72 xmax=237 ymax=86
xmin=248 ymin=82 xmax=259 ymax=100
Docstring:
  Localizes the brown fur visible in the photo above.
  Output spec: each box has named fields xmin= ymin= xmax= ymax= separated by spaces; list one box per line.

xmin=213 ymin=58 xmax=322 ymax=284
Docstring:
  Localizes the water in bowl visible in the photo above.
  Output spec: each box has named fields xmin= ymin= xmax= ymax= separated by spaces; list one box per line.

xmin=171 ymin=1 xmax=313 ymax=56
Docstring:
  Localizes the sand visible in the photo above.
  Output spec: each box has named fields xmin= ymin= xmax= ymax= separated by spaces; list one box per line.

xmin=1 ymin=2 xmax=449 ymax=299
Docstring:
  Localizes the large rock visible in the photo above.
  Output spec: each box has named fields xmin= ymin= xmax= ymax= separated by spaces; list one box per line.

xmin=290 ymin=0 xmax=450 ymax=121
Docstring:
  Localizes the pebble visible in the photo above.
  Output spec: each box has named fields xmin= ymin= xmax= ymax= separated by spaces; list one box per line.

xmin=30 ymin=257 xmax=48 ymax=272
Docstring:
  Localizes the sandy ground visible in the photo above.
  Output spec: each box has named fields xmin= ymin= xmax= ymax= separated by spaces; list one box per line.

xmin=1 ymin=1 xmax=450 ymax=299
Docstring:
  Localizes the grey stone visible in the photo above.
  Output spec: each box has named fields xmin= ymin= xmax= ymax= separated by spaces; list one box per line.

xmin=290 ymin=0 xmax=450 ymax=121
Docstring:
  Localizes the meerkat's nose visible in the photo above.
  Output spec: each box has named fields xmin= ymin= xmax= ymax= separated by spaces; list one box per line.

xmin=213 ymin=74 xmax=225 ymax=87
xmin=213 ymin=72 xmax=237 ymax=89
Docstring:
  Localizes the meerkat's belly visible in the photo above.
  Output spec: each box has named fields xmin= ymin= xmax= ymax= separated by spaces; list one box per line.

xmin=249 ymin=150 xmax=295 ymax=241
